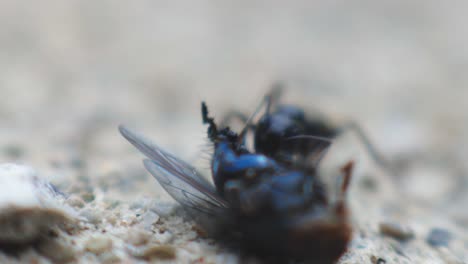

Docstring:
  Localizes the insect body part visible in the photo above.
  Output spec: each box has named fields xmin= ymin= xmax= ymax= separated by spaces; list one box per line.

xmin=221 ymin=87 xmax=390 ymax=171
xmin=209 ymin=102 xmax=351 ymax=261
xmin=119 ymin=100 xmax=354 ymax=262
xmin=254 ymin=103 xmax=336 ymax=169
xmin=119 ymin=125 xmax=229 ymax=217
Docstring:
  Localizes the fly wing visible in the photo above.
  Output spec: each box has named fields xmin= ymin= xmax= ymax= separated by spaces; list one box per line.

xmin=119 ymin=125 xmax=214 ymax=189
xmin=143 ymin=159 xmax=228 ymax=215
xmin=119 ymin=125 xmax=229 ymax=216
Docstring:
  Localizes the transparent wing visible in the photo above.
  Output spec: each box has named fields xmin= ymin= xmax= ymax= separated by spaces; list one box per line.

xmin=143 ymin=159 xmax=228 ymax=215
xmin=119 ymin=125 xmax=214 ymax=189
xmin=119 ymin=125 xmax=229 ymax=215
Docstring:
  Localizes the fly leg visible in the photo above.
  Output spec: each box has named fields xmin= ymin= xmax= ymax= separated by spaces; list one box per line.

xmin=334 ymin=160 xmax=354 ymax=218
xmin=339 ymin=160 xmax=354 ymax=196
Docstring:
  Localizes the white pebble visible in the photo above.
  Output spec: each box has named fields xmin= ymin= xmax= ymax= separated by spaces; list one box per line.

xmin=139 ymin=211 xmax=160 ymax=231
xmin=0 ymin=163 xmax=76 ymax=244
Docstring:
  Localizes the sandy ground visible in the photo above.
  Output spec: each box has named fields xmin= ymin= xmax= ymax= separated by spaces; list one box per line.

xmin=0 ymin=1 xmax=467 ymax=263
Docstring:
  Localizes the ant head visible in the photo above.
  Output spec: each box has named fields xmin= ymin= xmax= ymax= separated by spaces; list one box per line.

xmin=254 ymin=109 xmax=305 ymax=157
xmin=201 ymin=102 xmax=239 ymax=144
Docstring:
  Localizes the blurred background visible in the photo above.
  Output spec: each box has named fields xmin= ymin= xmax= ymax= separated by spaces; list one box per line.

xmin=0 ymin=1 xmax=467 ymax=263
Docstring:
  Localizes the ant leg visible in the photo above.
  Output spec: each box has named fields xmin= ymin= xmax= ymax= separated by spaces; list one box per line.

xmin=336 ymin=121 xmax=392 ymax=172
xmin=219 ymin=110 xmax=255 ymax=145
xmin=218 ymin=82 xmax=286 ymax=143
xmin=265 ymin=81 xmax=284 ymax=113
xmin=221 ymin=81 xmax=285 ymax=129
xmin=237 ymin=82 xmax=285 ymax=136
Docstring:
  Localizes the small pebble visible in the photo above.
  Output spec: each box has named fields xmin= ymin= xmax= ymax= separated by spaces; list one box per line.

xmin=379 ymin=221 xmax=414 ymax=241
xmin=360 ymin=175 xmax=378 ymax=191
xmin=80 ymin=209 xmax=102 ymax=225
xmin=67 ymin=195 xmax=85 ymax=208
xmin=438 ymin=247 xmax=464 ymax=264
xmin=370 ymin=256 xmax=386 ymax=264
xmin=3 ymin=144 xmax=24 ymax=158
xmin=129 ymin=244 xmax=176 ymax=260
xmin=105 ymin=200 xmax=120 ymax=210
xmin=185 ymin=230 xmax=198 ymax=241
xmin=403 ymin=165 xmax=454 ymax=202
xmin=0 ymin=164 xmax=76 ymax=244
xmin=126 ymin=228 xmax=151 ymax=246
xmin=130 ymin=199 xmax=148 ymax=210
xmin=70 ymin=157 xmax=84 ymax=169
xmin=121 ymin=214 xmax=137 ymax=226
xmin=139 ymin=211 xmax=160 ymax=231
xmin=105 ymin=213 xmax=118 ymax=226
xmin=84 ymin=235 xmax=113 ymax=254
xmin=427 ymin=228 xmax=452 ymax=247
xmin=98 ymin=252 xmax=121 ymax=264
xmin=36 ymin=237 xmax=75 ymax=263
xmin=81 ymin=192 xmax=95 ymax=203
xmin=152 ymin=202 xmax=176 ymax=217
xmin=154 ymin=230 xmax=173 ymax=244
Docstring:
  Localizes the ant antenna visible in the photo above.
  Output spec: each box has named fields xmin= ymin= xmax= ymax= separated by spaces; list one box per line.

xmin=201 ymin=102 xmax=218 ymax=142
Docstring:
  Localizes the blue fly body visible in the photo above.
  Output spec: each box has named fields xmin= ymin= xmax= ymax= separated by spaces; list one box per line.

xmin=119 ymin=93 xmax=361 ymax=263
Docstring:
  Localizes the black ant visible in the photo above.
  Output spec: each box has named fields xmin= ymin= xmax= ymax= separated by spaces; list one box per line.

xmin=220 ymin=84 xmax=391 ymax=172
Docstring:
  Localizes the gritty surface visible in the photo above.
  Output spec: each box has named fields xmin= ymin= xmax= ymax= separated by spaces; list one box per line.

xmin=0 ymin=1 xmax=467 ymax=263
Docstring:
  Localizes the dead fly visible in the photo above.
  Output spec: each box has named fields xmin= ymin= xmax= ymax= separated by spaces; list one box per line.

xmin=119 ymin=90 xmax=385 ymax=262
